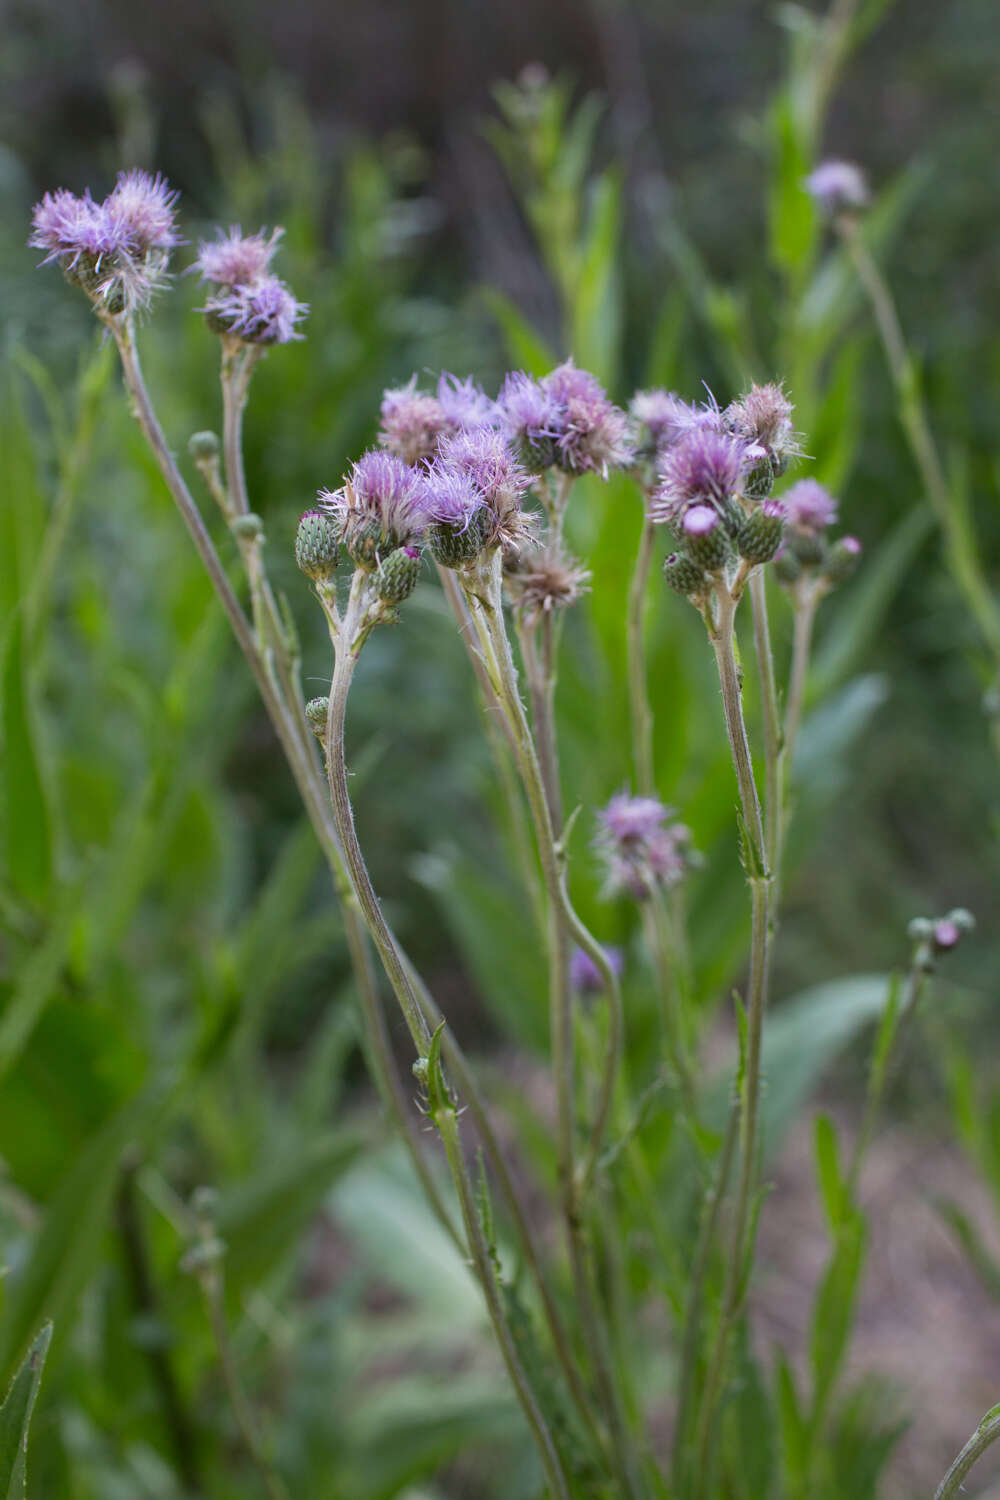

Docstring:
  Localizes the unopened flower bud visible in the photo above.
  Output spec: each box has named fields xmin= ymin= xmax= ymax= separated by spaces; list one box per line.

xmin=428 ymin=513 xmax=487 ymax=569
xmin=773 ymin=548 xmax=802 ymax=585
xmin=188 ymin=430 xmax=221 ymax=462
xmin=345 ymin=516 xmax=387 ymax=572
xmin=907 ymin=917 xmax=933 ymax=942
xmin=375 ymin=545 xmax=422 ymax=603
xmin=742 ymin=451 xmax=774 ymax=499
xmin=737 ymin=500 xmax=785 ymax=564
xmin=295 ymin=509 xmax=340 ymax=580
xmin=190 ymin=1185 xmax=220 ymax=1221
xmin=663 ymin=551 xmax=708 ymax=596
xmin=232 ymin=512 xmax=264 ymax=541
xmin=305 ymin=696 xmax=329 ymax=740
xmin=682 ymin=505 xmax=731 ymax=572
xmin=823 ymin=534 xmax=862 ymax=585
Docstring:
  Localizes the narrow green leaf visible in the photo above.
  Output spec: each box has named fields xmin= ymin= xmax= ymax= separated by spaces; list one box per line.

xmin=2 ymin=618 xmax=52 ymax=906
xmin=481 ymin=288 xmax=558 ymax=375
xmin=809 ymin=1213 xmax=867 ymax=1419
xmin=0 ymin=1323 xmax=52 ymax=1499
xmin=813 ymin=1113 xmax=845 ymax=1231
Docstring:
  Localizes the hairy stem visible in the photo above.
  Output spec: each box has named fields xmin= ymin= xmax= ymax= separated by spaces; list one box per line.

xmin=934 ymin=1403 xmax=1000 ymax=1500
xmin=695 ymin=584 xmax=772 ymax=1494
xmin=748 ymin=568 xmax=783 ymax=876
xmin=322 ymin=577 xmax=570 ymax=1497
xmin=627 ymin=512 xmax=658 ymax=797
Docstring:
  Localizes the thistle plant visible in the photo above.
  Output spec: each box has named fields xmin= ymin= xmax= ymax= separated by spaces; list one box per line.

xmin=23 ymin=164 xmax=990 ymax=1500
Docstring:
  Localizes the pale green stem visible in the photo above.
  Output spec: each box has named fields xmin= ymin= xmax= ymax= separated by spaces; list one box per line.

xmin=322 ymin=580 xmax=570 ymax=1499
xmin=458 ymin=556 xmax=643 ymax=1500
xmin=627 ymin=511 xmax=658 ymax=797
xmin=694 ymin=584 xmax=772 ymax=1497
xmin=934 ymin=1403 xmax=1000 ymax=1500
xmin=748 ymin=567 xmax=783 ymax=876
xmin=109 ymin=316 xmax=457 ymax=1248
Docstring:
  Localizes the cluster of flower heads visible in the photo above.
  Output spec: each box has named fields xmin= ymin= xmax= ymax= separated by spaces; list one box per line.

xmin=29 ymin=170 xmax=181 ymax=313
xmin=499 ymin=361 xmax=633 ymax=478
xmin=773 ymin=479 xmax=861 ymax=588
xmin=30 ymin=169 xmax=308 ymax=345
xmin=594 ymin=793 xmax=699 ymax=902
xmin=194 ymin=226 xmax=307 ymax=345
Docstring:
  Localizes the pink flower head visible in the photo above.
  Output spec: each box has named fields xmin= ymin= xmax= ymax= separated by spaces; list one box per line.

xmin=544 ymin=359 xmax=633 ymax=477
xmin=418 ymin=462 xmax=482 ymax=531
xmin=650 ymin=427 xmax=747 ymax=524
xmin=379 ymin=378 xmax=448 ymax=465
xmin=595 ymin=793 xmax=697 ymax=901
xmin=781 ymin=478 xmax=838 ymax=533
xmin=630 ymin=389 xmax=709 ymax=459
xmin=30 ymin=170 xmax=181 ymax=312
xmin=320 ymin=450 xmax=426 ymax=548
xmin=570 ymin=945 xmax=625 ymax=995
xmin=724 ymin=382 xmax=799 ymax=464
xmin=194 ymin=226 xmax=282 ymax=286
xmin=498 ymin=370 xmax=563 ymax=469
xmin=436 ymin=372 xmax=498 ymax=432
xmin=204 ymin=275 xmax=307 ymax=344
xmin=435 ymin=425 xmax=532 ymax=550
xmin=681 ymin=504 xmax=719 ymax=538
xmin=805 ymin=160 xmax=869 ymax=216
xmin=105 ymin=170 xmax=181 ymax=253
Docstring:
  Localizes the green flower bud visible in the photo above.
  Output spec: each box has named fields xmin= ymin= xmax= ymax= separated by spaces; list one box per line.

xmin=742 ymin=453 xmax=774 ymax=500
xmin=345 ymin=516 xmax=386 ymax=572
xmin=822 ymin=535 xmax=862 ymax=585
xmin=232 ymin=512 xmax=264 ymax=542
xmin=680 ymin=505 xmax=732 ymax=572
xmin=737 ymin=501 xmax=785 ymax=565
xmin=188 ymin=430 xmax=221 ymax=462
xmin=295 ymin=509 xmax=340 ymax=580
xmin=663 ymin=551 xmax=708 ymax=596
xmin=375 ymin=546 xmax=422 ymax=604
xmin=773 ymin=549 xmax=802 ymax=585
xmin=428 ymin=514 xmax=486 ymax=569
xmin=305 ymin=696 xmax=329 ymax=740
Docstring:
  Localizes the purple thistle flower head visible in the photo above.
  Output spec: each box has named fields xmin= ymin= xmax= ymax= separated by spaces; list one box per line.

xmin=781 ymin=478 xmax=838 ymax=533
xmin=321 ymin=449 xmax=426 ymax=549
xmin=204 ymin=275 xmax=307 ymax=345
xmin=570 ymin=945 xmax=625 ymax=995
xmin=805 ymin=160 xmax=869 ymax=216
xmin=724 ymin=382 xmax=800 ymax=465
xmin=418 ymin=462 xmax=482 ymax=531
xmin=436 ymin=372 xmax=498 ymax=432
xmin=30 ymin=171 xmax=181 ymax=313
xmin=544 ymin=359 xmax=633 ymax=477
xmin=650 ymin=426 xmax=747 ymax=524
xmin=105 ymin=170 xmax=181 ymax=252
xmin=630 ymin=390 xmax=709 ymax=459
xmin=437 ymin=426 xmax=533 ymax=550
xmin=379 ymin=377 xmax=448 ymax=465
xmin=594 ymin=793 xmax=697 ymax=901
xmin=194 ymin=226 xmax=282 ymax=286
xmin=498 ymin=370 xmax=562 ymax=469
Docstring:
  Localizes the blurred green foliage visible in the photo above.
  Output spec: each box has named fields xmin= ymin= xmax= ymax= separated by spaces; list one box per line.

xmin=2 ymin=2 xmax=999 ymax=1496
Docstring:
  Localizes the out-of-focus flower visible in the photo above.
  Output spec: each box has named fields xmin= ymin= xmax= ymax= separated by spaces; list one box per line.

xmin=30 ymin=169 xmax=181 ymax=312
xmin=203 ymin=275 xmax=307 ymax=345
xmin=570 ymin=945 xmax=625 ymax=995
xmin=194 ymin=226 xmax=282 ymax=286
xmin=594 ymin=792 xmax=698 ymax=900
xmin=804 ymin=160 xmax=869 ymax=216
xmin=505 ymin=545 xmax=590 ymax=623
xmin=781 ymin=478 xmax=838 ymax=534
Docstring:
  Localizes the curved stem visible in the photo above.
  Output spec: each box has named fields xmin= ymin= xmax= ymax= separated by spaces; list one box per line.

xmin=627 ymin=512 xmax=658 ymax=796
xmin=322 ymin=580 xmax=570 ymax=1499
xmin=934 ymin=1404 xmax=1000 ymax=1500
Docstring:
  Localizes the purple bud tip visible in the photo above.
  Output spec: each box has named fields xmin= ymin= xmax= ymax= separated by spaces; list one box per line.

xmin=804 ymin=159 xmax=869 ymax=215
xmin=402 ymin=545 xmax=421 ymax=559
xmin=682 ymin=504 xmax=719 ymax=537
xmin=762 ymin=500 xmax=786 ymax=519
xmin=841 ymin=535 xmax=862 ymax=554
xmin=569 ymin=945 xmax=624 ymax=995
xmin=933 ymin=920 xmax=960 ymax=950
